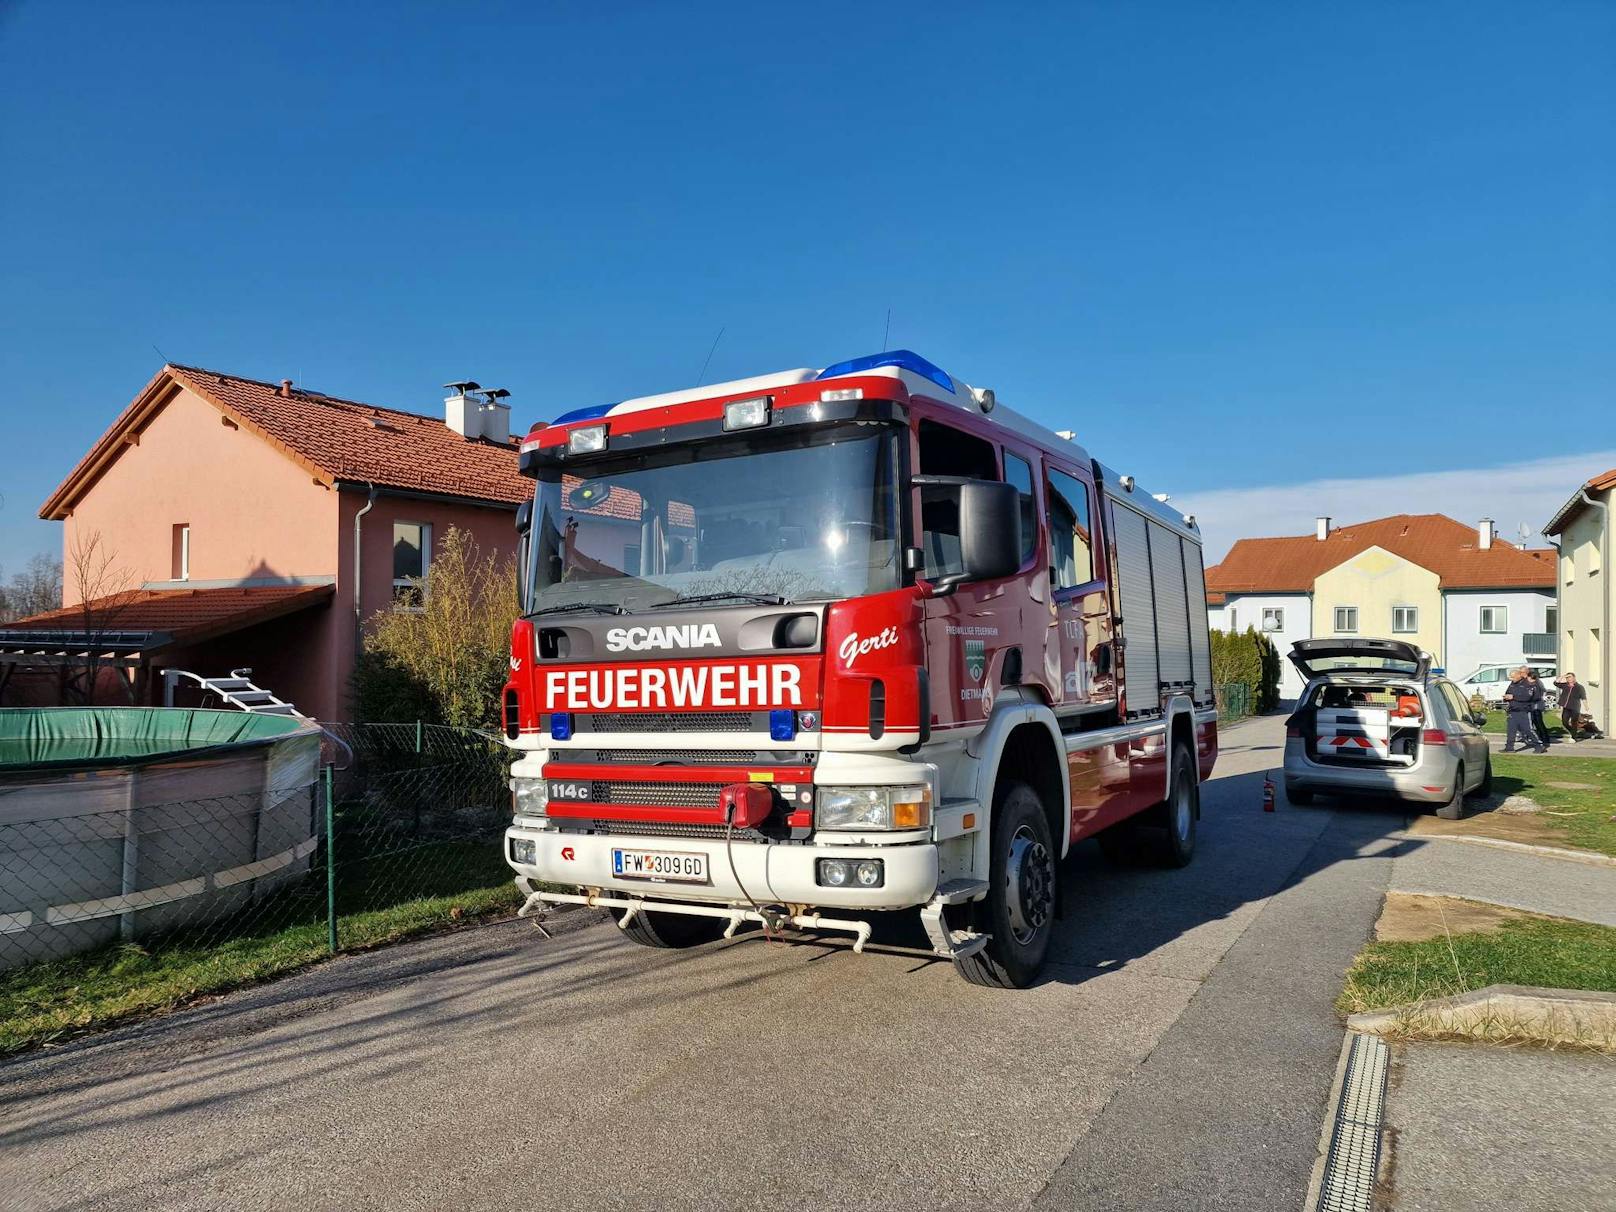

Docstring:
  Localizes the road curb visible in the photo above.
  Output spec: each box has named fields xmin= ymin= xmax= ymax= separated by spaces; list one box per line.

xmin=1348 ymin=984 xmax=1616 ymax=1050
xmin=1393 ymin=829 xmax=1616 ymax=869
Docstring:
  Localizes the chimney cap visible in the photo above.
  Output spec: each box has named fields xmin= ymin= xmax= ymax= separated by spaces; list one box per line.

xmin=442 ymin=379 xmax=481 ymax=394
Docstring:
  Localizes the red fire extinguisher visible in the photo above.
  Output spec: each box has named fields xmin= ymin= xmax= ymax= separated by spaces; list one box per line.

xmin=1262 ymin=774 xmax=1276 ymax=813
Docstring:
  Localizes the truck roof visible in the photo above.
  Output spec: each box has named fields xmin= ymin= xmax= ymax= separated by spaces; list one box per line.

xmin=541 ymin=349 xmax=1197 ymax=538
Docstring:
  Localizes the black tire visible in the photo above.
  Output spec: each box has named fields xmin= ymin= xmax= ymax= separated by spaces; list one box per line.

xmin=1288 ymin=786 xmax=1316 ymax=806
xmin=954 ymin=782 xmax=1058 ymax=989
xmin=1470 ymin=755 xmax=1493 ymax=799
xmin=1146 ymin=744 xmax=1198 ymax=867
xmin=1436 ymin=764 xmax=1466 ymax=820
xmin=610 ymin=905 xmax=728 ymax=948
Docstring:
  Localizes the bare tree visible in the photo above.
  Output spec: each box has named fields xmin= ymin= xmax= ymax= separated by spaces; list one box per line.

xmin=63 ymin=529 xmax=139 ymax=705
xmin=0 ymin=553 xmax=64 ymax=622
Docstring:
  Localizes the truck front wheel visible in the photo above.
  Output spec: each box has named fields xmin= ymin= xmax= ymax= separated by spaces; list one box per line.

xmin=954 ymin=782 xmax=1058 ymax=989
xmin=611 ymin=905 xmax=728 ymax=948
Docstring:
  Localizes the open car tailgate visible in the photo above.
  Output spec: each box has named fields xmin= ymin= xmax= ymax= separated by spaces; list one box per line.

xmin=1290 ymin=638 xmax=1429 ymax=681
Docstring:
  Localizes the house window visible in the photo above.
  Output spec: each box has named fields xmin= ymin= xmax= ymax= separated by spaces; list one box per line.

xmin=1047 ymin=468 xmax=1094 ymax=590
xmin=1334 ymin=606 xmax=1358 ymax=634
xmin=1479 ymin=606 xmax=1507 ymax=634
xmin=393 ymin=522 xmax=432 ymax=607
xmin=1003 ymin=452 xmax=1039 ymax=566
xmin=1546 ymin=606 xmax=1558 ymax=635
xmin=1261 ymin=607 xmax=1284 ymax=632
xmin=1392 ymin=606 xmax=1418 ymax=633
xmin=171 ymin=524 xmax=190 ymax=581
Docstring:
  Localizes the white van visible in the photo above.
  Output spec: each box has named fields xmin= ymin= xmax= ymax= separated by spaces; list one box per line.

xmin=1451 ymin=661 xmax=1557 ymax=708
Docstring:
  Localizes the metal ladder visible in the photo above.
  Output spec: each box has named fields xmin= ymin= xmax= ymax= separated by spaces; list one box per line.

xmin=162 ymin=667 xmax=302 ymax=716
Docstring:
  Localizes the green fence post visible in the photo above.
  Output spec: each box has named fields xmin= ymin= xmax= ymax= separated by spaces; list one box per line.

xmin=415 ymin=719 xmax=423 ymax=754
xmin=324 ymin=764 xmax=338 ymax=954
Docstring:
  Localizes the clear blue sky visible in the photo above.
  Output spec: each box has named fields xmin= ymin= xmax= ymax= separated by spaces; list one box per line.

xmin=2 ymin=1 xmax=1612 ymax=569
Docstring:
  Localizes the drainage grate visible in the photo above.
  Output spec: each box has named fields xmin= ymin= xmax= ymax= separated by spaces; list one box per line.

xmin=1316 ymin=1033 xmax=1389 ymax=1212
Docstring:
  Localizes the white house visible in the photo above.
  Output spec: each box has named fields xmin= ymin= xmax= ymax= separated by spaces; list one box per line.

xmin=1206 ymin=513 xmax=1555 ymax=702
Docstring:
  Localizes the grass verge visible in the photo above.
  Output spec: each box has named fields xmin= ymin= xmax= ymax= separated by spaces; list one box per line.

xmin=0 ymin=858 xmax=525 ymax=1056
xmin=1339 ymin=902 xmax=1616 ymax=1017
xmin=1488 ymin=753 xmax=1616 ymax=856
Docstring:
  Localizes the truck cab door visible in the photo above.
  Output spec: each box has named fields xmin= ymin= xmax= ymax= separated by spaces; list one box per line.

xmin=1045 ymin=464 xmax=1113 ymax=711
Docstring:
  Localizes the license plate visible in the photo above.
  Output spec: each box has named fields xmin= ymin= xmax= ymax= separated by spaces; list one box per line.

xmin=611 ymin=848 xmax=709 ymax=884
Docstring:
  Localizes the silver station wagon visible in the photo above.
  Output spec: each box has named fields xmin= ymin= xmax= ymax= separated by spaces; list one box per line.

xmin=1283 ymin=639 xmax=1492 ymax=819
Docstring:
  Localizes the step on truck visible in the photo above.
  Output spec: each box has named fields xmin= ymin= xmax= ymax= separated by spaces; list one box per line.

xmin=502 ymin=350 xmax=1218 ymax=986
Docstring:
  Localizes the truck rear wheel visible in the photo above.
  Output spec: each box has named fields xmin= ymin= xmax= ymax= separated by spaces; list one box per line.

xmin=1147 ymin=744 xmax=1198 ymax=868
xmin=954 ymin=782 xmax=1058 ymax=989
xmin=611 ymin=905 xmax=728 ymax=948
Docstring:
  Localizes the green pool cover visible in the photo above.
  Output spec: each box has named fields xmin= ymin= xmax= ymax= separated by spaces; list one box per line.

xmin=0 ymin=708 xmax=319 ymax=771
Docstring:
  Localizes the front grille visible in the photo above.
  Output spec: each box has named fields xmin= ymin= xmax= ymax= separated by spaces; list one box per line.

xmin=594 ymin=749 xmax=755 ymax=766
xmin=591 ymin=780 xmax=726 ymax=808
xmin=585 ymin=711 xmax=754 ymax=734
xmin=561 ymin=819 xmax=757 ymax=841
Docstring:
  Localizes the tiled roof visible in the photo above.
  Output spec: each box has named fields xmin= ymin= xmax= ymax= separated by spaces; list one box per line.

xmin=0 ymin=585 xmax=334 ymax=650
xmin=1206 ymin=514 xmax=1555 ymax=594
xmin=1544 ymin=467 xmax=1616 ymax=536
xmin=42 ymin=365 xmax=531 ymax=518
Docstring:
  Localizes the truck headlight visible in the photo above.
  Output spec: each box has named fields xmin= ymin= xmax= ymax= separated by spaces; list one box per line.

xmin=815 ymin=785 xmax=931 ymax=831
xmin=509 ymin=836 xmax=537 ymax=865
xmin=511 ymin=777 xmax=548 ymax=817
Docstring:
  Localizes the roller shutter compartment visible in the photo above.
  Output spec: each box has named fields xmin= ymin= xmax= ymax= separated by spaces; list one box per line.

xmin=1149 ymin=523 xmax=1193 ymax=691
xmin=1110 ymin=504 xmax=1160 ymax=716
xmin=1183 ymin=542 xmax=1214 ymax=706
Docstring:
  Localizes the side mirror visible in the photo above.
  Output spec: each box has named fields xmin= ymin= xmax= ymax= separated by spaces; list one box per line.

xmin=1471 ymin=712 xmax=1489 ymax=727
xmin=916 ymin=477 xmax=1021 ymax=596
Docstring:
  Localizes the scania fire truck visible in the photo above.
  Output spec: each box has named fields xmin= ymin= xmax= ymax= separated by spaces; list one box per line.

xmin=502 ymin=350 xmax=1217 ymax=987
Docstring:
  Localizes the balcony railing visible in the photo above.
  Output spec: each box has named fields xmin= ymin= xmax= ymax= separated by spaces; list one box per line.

xmin=1522 ymin=632 xmax=1557 ymax=658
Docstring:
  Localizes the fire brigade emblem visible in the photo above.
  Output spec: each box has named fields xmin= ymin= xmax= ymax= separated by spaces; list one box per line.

xmin=964 ymin=640 xmax=986 ymax=683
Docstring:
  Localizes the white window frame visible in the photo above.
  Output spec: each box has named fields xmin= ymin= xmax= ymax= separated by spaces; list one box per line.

xmin=1479 ymin=605 xmax=1507 ymax=634
xmin=392 ymin=521 xmax=433 ymax=610
xmin=1261 ymin=607 xmax=1284 ymax=632
xmin=1545 ymin=606 xmax=1558 ymax=635
xmin=1333 ymin=606 xmax=1358 ymax=634
xmin=1392 ymin=605 xmax=1418 ymax=634
xmin=177 ymin=524 xmax=190 ymax=582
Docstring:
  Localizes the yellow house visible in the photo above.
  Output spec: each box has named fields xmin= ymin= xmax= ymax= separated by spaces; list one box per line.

xmin=1544 ymin=469 xmax=1614 ymax=728
xmin=1312 ymin=546 xmax=1441 ymax=654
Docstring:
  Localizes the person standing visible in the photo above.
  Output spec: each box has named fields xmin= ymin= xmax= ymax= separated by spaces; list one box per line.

xmin=1501 ymin=667 xmax=1546 ymax=753
xmin=1557 ymin=673 xmax=1588 ymax=742
xmin=1526 ymin=669 xmax=1553 ymax=747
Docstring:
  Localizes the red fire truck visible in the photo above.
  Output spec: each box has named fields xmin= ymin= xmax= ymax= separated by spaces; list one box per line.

xmin=502 ymin=350 xmax=1217 ymax=986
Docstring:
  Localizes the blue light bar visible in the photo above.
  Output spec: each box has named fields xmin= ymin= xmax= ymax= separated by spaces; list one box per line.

xmin=550 ymin=402 xmax=617 ymax=425
xmin=769 ymin=709 xmax=797 ymax=742
xmin=549 ymin=712 xmax=573 ymax=741
xmin=815 ymin=350 xmax=955 ymax=394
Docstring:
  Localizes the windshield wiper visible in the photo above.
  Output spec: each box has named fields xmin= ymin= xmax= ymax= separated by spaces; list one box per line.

xmin=650 ymin=591 xmax=788 ymax=609
xmin=529 ymin=601 xmax=628 ymax=617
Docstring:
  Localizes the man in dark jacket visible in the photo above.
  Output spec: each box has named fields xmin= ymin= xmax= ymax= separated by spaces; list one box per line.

xmin=1526 ymin=669 xmax=1553 ymax=746
xmin=1501 ymin=668 xmax=1546 ymax=753
xmin=1557 ymin=673 xmax=1589 ymax=742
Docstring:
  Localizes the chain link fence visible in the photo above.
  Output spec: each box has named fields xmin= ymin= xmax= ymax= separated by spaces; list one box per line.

xmin=1216 ymin=682 xmax=1253 ymax=723
xmin=1 ymin=724 xmax=514 ymax=1051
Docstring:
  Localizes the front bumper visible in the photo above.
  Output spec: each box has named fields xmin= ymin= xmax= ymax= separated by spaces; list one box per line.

xmin=504 ymin=824 xmax=940 ymax=911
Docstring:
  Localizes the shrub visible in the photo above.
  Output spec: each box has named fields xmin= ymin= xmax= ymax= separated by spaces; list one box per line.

xmin=1209 ymin=626 xmax=1281 ymax=714
xmin=354 ymin=527 xmax=517 ymax=729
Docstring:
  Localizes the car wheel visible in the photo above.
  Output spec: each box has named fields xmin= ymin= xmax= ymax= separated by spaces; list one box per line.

xmin=954 ymin=782 xmax=1058 ymax=989
xmin=611 ymin=905 xmax=728 ymax=948
xmin=1436 ymin=764 xmax=1466 ymax=820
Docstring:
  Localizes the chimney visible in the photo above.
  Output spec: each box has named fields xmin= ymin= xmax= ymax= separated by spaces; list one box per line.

xmin=479 ymin=389 xmax=512 ymax=444
xmin=1478 ymin=518 xmax=1494 ymax=550
xmin=1316 ymin=516 xmax=1331 ymax=541
xmin=443 ymin=380 xmax=482 ymax=439
xmin=279 ymin=378 xmax=293 ymax=398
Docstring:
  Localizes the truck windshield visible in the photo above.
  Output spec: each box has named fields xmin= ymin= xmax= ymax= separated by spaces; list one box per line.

xmin=527 ymin=424 xmax=904 ymax=615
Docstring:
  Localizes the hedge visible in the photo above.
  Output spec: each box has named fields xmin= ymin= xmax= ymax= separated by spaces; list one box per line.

xmin=1210 ymin=627 xmax=1282 ymax=714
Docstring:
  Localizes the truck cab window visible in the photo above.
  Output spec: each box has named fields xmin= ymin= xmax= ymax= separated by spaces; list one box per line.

xmin=917 ymin=420 xmax=999 ymax=579
xmin=1003 ymin=452 xmax=1038 ymax=566
xmin=1047 ymin=469 xmax=1093 ymax=589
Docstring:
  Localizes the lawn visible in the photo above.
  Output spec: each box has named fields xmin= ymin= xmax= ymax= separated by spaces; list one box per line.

xmin=1339 ymin=904 xmax=1616 ymax=1017
xmin=1488 ymin=753 xmax=1616 ymax=856
xmin=0 ymin=840 xmax=527 ymax=1055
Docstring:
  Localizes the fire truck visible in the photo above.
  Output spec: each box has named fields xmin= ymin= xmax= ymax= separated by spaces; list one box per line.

xmin=502 ymin=350 xmax=1217 ymax=987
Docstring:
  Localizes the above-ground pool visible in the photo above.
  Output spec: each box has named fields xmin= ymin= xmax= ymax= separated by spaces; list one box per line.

xmin=0 ymin=708 xmax=322 ymax=970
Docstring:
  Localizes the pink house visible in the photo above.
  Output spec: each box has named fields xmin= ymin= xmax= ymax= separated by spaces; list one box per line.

xmin=1 ymin=365 xmax=529 ymax=719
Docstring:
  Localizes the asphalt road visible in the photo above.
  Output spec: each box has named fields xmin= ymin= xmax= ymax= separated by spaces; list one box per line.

xmin=2 ymin=715 xmax=1417 ymax=1212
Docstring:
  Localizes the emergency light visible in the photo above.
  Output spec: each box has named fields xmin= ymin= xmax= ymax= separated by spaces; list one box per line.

xmin=549 ymin=712 xmax=574 ymax=741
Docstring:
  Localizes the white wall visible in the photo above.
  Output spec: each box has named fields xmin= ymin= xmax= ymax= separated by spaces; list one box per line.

xmin=1441 ymin=589 xmax=1556 ymax=683
xmin=1211 ymin=593 xmax=1313 ymax=701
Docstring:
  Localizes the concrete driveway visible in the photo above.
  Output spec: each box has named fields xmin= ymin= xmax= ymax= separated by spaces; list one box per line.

xmin=1 ymin=715 xmax=1418 ymax=1212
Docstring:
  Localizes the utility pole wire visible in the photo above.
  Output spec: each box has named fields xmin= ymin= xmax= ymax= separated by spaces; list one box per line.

xmin=696 ymin=327 xmax=725 ymax=386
